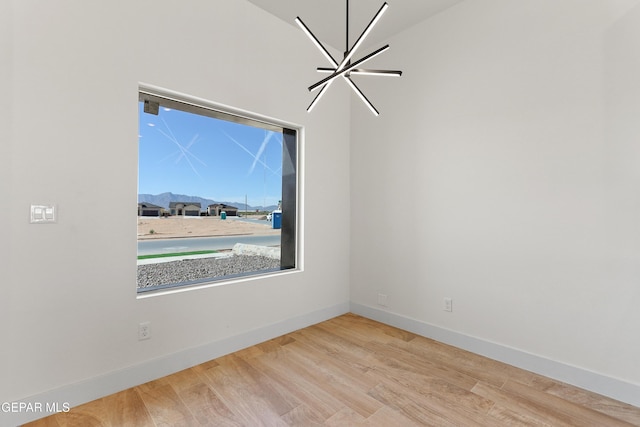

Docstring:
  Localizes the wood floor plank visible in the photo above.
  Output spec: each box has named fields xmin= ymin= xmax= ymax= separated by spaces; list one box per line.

xmin=199 ymin=358 xmax=288 ymax=426
xmin=177 ymin=382 xmax=240 ymax=426
xmin=244 ymin=351 xmax=346 ymax=421
xmin=254 ymin=334 xmax=296 ymax=355
xmin=135 ymin=383 xmax=197 ymax=427
xmin=101 ymin=388 xmax=155 ymax=427
xmin=369 ymin=375 xmax=494 ymax=427
xmin=294 ymin=324 xmax=377 ymax=370
xmin=21 ymin=314 xmax=640 ymax=427
xmin=366 ymin=339 xmax=481 ymax=391
xmin=405 ymin=335 xmax=513 ymax=388
xmin=527 ymin=374 xmax=640 ymax=425
xmin=362 ymin=406 xmax=426 ymax=427
xmin=278 ymin=343 xmax=383 ymax=418
xmin=21 ymin=414 xmax=62 ymax=427
xmin=190 ymin=358 xmax=220 ymax=374
xmin=367 ymin=381 xmax=463 ymax=427
xmin=336 ymin=313 xmax=418 ymax=343
xmin=322 ymin=406 xmax=368 ymax=426
xmin=285 ymin=336 xmax=380 ymax=392
xmin=280 ymin=404 xmax=326 ymax=426
xmin=316 ymin=315 xmax=398 ymax=347
xmin=471 ymin=380 xmax=578 ymax=426
xmin=227 ymin=354 xmax=300 ymax=416
xmin=404 ymin=400 xmax=482 ymax=427
xmin=135 ymin=376 xmax=170 ymax=394
xmin=487 ymin=403 xmax=554 ymax=427
xmin=164 ymin=366 xmax=207 ymax=394
xmin=502 ymin=379 xmax=638 ymax=427
xmin=53 ymin=398 xmax=109 ymax=427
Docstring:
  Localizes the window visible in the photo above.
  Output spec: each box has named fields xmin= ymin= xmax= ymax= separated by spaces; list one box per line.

xmin=137 ymin=86 xmax=298 ymax=293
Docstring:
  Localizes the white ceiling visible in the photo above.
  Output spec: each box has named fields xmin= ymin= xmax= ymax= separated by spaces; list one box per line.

xmin=246 ymin=0 xmax=465 ymax=52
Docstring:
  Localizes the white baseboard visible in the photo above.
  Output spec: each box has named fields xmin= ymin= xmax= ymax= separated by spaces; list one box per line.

xmin=8 ymin=302 xmax=350 ymax=427
xmin=350 ymin=302 xmax=640 ymax=408
xmin=8 ymin=301 xmax=638 ymax=426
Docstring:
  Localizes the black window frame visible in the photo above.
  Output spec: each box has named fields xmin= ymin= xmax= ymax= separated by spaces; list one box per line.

xmin=137 ymin=86 xmax=299 ymax=294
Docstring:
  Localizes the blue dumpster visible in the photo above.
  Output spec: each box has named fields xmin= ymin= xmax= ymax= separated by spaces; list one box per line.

xmin=221 ymin=211 xmax=227 ymax=220
xmin=272 ymin=211 xmax=282 ymax=229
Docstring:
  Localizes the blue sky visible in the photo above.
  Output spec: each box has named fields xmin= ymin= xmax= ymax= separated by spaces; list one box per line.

xmin=138 ymin=102 xmax=283 ymax=207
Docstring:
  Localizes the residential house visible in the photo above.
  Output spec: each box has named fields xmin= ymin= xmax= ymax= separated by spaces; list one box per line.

xmin=169 ymin=202 xmax=201 ymax=217
xmin=208 ymin=203 xmax=239 ymax=217
xmin=137 ymin=202 xmax=165 ymax=217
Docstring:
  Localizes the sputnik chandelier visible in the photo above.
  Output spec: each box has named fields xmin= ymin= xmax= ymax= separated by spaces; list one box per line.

xmin=295 ymin=0 xmax=402 ymax=116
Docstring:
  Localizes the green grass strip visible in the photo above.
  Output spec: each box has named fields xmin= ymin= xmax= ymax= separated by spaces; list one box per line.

xmin=138 ymin=250 xmax=218 ymax=260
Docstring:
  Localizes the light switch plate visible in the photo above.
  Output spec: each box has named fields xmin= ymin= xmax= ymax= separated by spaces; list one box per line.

xmin=30 ymin=205 xmax=57 ymax=223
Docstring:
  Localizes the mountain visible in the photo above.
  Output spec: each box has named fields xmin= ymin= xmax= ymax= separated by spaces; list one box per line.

xmin=138 ymin=192 xmax=277 ymax=212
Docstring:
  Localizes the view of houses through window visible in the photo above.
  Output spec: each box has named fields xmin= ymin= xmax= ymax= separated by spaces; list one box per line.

xmin=137 ymin=88 xmax=298 ymax=293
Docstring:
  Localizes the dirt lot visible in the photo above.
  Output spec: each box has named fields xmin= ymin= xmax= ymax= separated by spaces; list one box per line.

xmin=137 ymin=216 xmax=280 ymax=240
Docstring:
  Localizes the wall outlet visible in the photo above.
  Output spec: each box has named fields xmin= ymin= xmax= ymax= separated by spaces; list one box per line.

xmin=378 ymin=293 xmax=388 ymax=307
xmin=138 ymin=322 xmax=151 ymax=340
xmin=443 ymin=297 xmax=453 ymax=312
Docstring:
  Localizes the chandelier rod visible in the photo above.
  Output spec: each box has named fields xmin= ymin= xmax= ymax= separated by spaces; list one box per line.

xmin=346 ymin=0 xmax=349 ymax=54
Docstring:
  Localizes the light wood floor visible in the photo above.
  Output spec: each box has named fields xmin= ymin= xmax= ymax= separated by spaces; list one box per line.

xmin=25 ymin=313 xmax=640 ymax=426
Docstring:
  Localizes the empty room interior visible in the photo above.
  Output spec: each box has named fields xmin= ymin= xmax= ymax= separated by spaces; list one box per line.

xmin=2 ymin=0 xmax=640 ymax=425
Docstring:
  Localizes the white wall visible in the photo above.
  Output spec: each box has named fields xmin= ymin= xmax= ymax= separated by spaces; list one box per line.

xmin=2 ymin=0 xmax=350 ymax=423
xmin=350 ymin=0 xmax=640 ymax=405
xmin=0 ymin=0 xmax=13 ymax=400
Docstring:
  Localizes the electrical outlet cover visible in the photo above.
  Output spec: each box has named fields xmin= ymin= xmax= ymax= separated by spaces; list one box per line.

xmin=378 ymin=293 xmax=388 ymax=307
xmin=138 ymin=322 xmax=151 ymax=340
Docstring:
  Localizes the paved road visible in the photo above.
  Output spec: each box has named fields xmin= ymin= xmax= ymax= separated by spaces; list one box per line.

xmin=233 ymin=217 xmax=271 ymax=225
xmin=138 ymin=234 xmax=281 ymax=256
